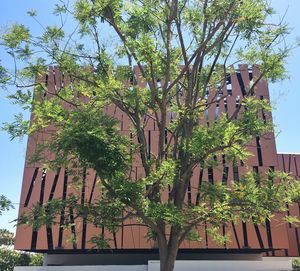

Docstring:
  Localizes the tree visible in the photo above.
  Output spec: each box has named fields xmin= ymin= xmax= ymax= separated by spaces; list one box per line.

xmin=0 ymin=247 xmax=43 ymax=271
xmin=0 ymin=229 xmax=14 ymax=246
xmin=1 ymin=1 xmax=300 ymax=271
xmin=0 ymin=195 xmax=13 ymax=216
xmin=0 ymin=228 xmax=42 ymax=271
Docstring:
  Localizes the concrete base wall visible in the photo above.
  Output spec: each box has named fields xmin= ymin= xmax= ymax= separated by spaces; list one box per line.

xmin=14 ymin=267 xmax=146 ymax=271
xmin=15 ymin=258 xmax=292 ymax=271
xmin=149 ymin=258 xmax=292 ymax=271
xmin=43 ymin=252 xmax=262 ymax=266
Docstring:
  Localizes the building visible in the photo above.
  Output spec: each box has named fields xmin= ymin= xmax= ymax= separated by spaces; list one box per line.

xmin=14 ymin=64 xmax=300 ymax=268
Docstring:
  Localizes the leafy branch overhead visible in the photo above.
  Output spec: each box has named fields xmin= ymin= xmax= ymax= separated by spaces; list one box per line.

xmin=0 ymin=196 xmax=13 ymax=216
xmin=1 ymin=1 xmax=299 ymax=271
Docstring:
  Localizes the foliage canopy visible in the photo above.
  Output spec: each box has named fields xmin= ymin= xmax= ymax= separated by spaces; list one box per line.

xmin=0 ymin=196 xmax=13 ymax=216
xmin=1 ymin=1 xmax=299 ymax=271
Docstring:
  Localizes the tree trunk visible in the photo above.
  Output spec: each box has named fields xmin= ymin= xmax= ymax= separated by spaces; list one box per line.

xmin=159 ymin=244 xmax=178 ymax=271
xmin=160 ymin=255 xmax=176 ymax=271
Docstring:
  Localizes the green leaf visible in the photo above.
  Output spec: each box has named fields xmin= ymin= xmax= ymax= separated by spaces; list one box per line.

xmin=2 ymin=24 xmax=30 ymax=48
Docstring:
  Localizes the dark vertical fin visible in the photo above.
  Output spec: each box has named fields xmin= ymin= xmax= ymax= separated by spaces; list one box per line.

xmin=39 ymin=169 xmax=47 ymax=204
xmin=24 ymin=168 xmax=39 ymax=207
xmin=81 ymin=169 xmax=87 ymax=249
xmin=130 ymin=132 xmax=133 ymax=156
xmin=222 ymin=225 xmax=226 ymax=248
xmin=46 ymin=168 xmax=61 ymax=250
xmin=165 ymin=129 xmax=168 ymax=144
xmin=222 ymin=167 xmax=229 ymax=184
xmin=222 ymin=155 xmax=229 ymax=185
xmin=249 ymin=70 xmax=254 ymax=96
xmin=282 ymin=154 xmax=286 ymax=171
xmin=121 ymin=211 xmax=124 ymax=249
xmin=231 ymin=222 xmax=241 ymax=249
xmin=205 ymin=94 xmax=209 ymax=123
xmin=204 ymin=222 xmax=208 ymax=248
xmin=256 ymin=136 xmax=263 ymax=166
xmin=148 ymin=130 xmax=151 ymax=159
xmin=215 ymin=101 xmax=220 ymax=122
xmin=121 ymin=114 xmax=124 ymax=131
xmin=46 ymin=227 xmax=54 ymax=250
xmin=284 ymin=249 xmax=288 ymax=256
xmin=45 ymin=74 xmax=49 ymax=86
xmin=88 ymin=174 xmax=97 ymax=204
xmin=49 ymin=168 xmax=61 ymax=201
xmin=226 ymin=73 xmax=232 ymax=96
xmin=208 ymin=167 xmax=214 ymax=184
xmin=295 ymin=228 xmax=300 ymax=255
xmin=69 ymin=207 xmax=77 ymax=249
xmin=254 ymin=224 xmax=264 ymax=249
xmin=260 ymin=96 xmax=267 ymax=124
xmin=61 ymin=71 xmax=65 ymax=88
xmin=233 ymin=165 xmax=239 ymax=182
xmin=294 ymin=156 xmax=299 ymax=177
xmin=282 ymin=154 xmax=292 ymax=228
xmin=31 ymin=168 xmax=47 ymax=250
xmin=249 ymin=70 xmax=253 ymax=80
xmin=224 ymin=98 xmax=228 ymax=117
xmin=187 ymin=181 xmax=192 ymax=205
xmin=31 ymin=231 xmax=38 ymax=250
xmin=135 ymin=166 xmax=138 ymax=180
xmin=113 ymin=231 xmax=118 ymax=249
xmin=195 ymin=168 xmax=204 ymax=205
xmin=53 ymin=68 xmax=57 ymax=92
xmin=265 ymin=220 xmax=273 ymax=255
xmin=58 ymin=169 xmax=68 ymax=248
xmin=81 ymin=168 xmax=86 ymax=205
xmin=242 ymin=222 xmax=249 ymax=248
xmin=236 ymin=71 xmax=246 ymax=96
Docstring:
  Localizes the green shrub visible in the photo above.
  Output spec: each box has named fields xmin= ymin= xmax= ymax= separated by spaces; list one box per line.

xmin=293 ymin=258 xmax=300 ymax=271
xmin=0 ymin=249 xmax=19 ymax=271
xmin=0 ymin=248 xmax=43 ymax=271
xmin=0 ymin=229 xmax=15 ymax=246
xmin=28 ymin=253 xmax=43 ymax=266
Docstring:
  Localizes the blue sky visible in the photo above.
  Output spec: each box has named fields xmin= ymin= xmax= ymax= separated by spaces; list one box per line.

xmin=0 ymin=0 xmax=299 ymax=232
